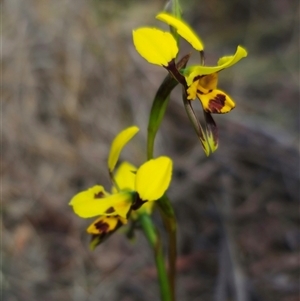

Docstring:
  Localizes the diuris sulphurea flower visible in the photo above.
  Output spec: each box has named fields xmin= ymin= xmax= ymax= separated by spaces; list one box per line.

xmin=133 ymin=12 xmax=247 ymax=155
xmin=69 ymin=126 xmax=173 ymax=249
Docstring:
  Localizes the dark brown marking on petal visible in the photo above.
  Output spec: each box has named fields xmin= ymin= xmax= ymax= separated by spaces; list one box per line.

xmin=94 ymin=221 xmax=109 ymax=233
xmin=193 ymin=75 xmax=204 ymax=82
xmin=197 ymin=89 xmax=204 ymax=95
xmin=105 ymin=207 xmax=115 ymax=214
xmin=90 ymin=218 xmax=123 ymax=249
xmin=131 ymin=194 xmax=147 ymax=211
xmin=194 ymin=75 xmax=201 ymax=82
xmin=208 ymin=94 xmax=226 ymax=113
xmin=94 ymin=191 xmax=105 ymax=199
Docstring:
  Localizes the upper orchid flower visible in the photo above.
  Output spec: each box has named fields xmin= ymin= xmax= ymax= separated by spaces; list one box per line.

xmin=69 ymin=126 xmax=173 ymax=248
xmin=133 ymin=12 xmax=247 ymax=155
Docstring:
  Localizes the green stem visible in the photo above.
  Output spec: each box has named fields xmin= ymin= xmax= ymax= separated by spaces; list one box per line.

xmin=157 ymin=195 xmax=177 ymax=301
xmin=170 ymin=0 xmax=182 ymax=44
xmin=146 ymin=32 xmax=190 ymax=301
xmin=139 ymin=214 xmax=172 ymax=301
xmin=172 ymin=0 xmax=181 ymax=18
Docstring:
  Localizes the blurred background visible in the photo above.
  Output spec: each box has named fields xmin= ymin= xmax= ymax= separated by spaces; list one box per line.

xmin=3 ymin=0 xmax=299 ymax=300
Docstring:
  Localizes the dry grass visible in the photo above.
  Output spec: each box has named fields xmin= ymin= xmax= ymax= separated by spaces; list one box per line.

xmin=3 ymin=0 xmax=299 ymax=300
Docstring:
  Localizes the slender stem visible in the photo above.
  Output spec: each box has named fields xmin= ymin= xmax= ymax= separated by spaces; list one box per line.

xmin=169 ymin=0 xmax=181 ymax=44
xmin=139 ymin=214 xmax=172 ymax=301
xmin=146 ymin=48 xmax=190 ymax=301
xmin=157 ymin=195 xmax=177 ymax=301
xmin=171 ymin=0 xmax=181 ymax=19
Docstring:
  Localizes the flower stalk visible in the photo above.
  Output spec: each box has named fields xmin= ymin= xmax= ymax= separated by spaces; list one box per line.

xmin=157 ymin=194 xmax=177 ymax=301
xmin=139 ymin=213 xmax=172 ymax=301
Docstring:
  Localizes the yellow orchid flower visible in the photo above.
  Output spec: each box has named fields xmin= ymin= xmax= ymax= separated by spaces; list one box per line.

xmin=69 ymin=126 xmax=173 ymax=246
xmin=70 ymin=156 xmax=173 ymax=218
xmin=79 ymin=161 xmax=154 ymax=250
xmin=133 ymin=12 xmax=247 ymax=156
xmin=133 ymin=13 xmax=247 ymax=115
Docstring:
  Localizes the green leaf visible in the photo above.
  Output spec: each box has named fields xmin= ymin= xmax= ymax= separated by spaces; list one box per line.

xmin=147 ymin=54 xmax=190 ymax=159
xmin=147 ymin=74 xmax=177 ymax=159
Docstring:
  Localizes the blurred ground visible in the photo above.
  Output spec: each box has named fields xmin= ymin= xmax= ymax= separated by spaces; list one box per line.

xmin=2 ymin=0 xmax=299 ymax=300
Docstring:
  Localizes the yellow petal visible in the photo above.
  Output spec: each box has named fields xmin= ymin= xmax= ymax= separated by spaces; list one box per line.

xmin=70 ymin=188 xmax=133 ymax=219
xmin=135 ymin=156 xmax=173 ymax=201
xmin=156 ymin=12 xmax=204 ymax=51
xmin=186 ymin=80 xmax=199 ymax=100
xmin=88 ymin=216 xmax=127 ymax=250
xmin=198 ymin=89 xmax=235 ymax=114
xmin=133 ymin=28 xmax=178 ymax=66
xmin=112 ymin=161 xmax=137 ymax=193
xmin=108 ymin=126 xmax=139 ymax=172
xmin=87 ymin=216 xmax=126 ymax=234
xmin=198 ymin=73 xmax=218 ymax=90
xmin=69 ymin=185 xmax=108 ymax=206
xmin=185 ymin=46 xmax=248 ymax=85
xmin=87 ymin=216 xmax=118 ymax=234
xmin=187 ymin=73 xmax=218 ymax=100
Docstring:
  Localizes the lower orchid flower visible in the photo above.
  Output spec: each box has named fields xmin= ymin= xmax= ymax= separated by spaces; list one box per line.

xmin=69 ymin=126 xmax=173 ymax=248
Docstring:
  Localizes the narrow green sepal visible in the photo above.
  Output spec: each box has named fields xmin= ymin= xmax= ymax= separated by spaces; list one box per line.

xmin=181 ymin=88 xmax=210 ymax=155
xmin=203 ymin=111 xmax=219 ymax=153
xmin=89 ymin=235 xmax=101 ymax=251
